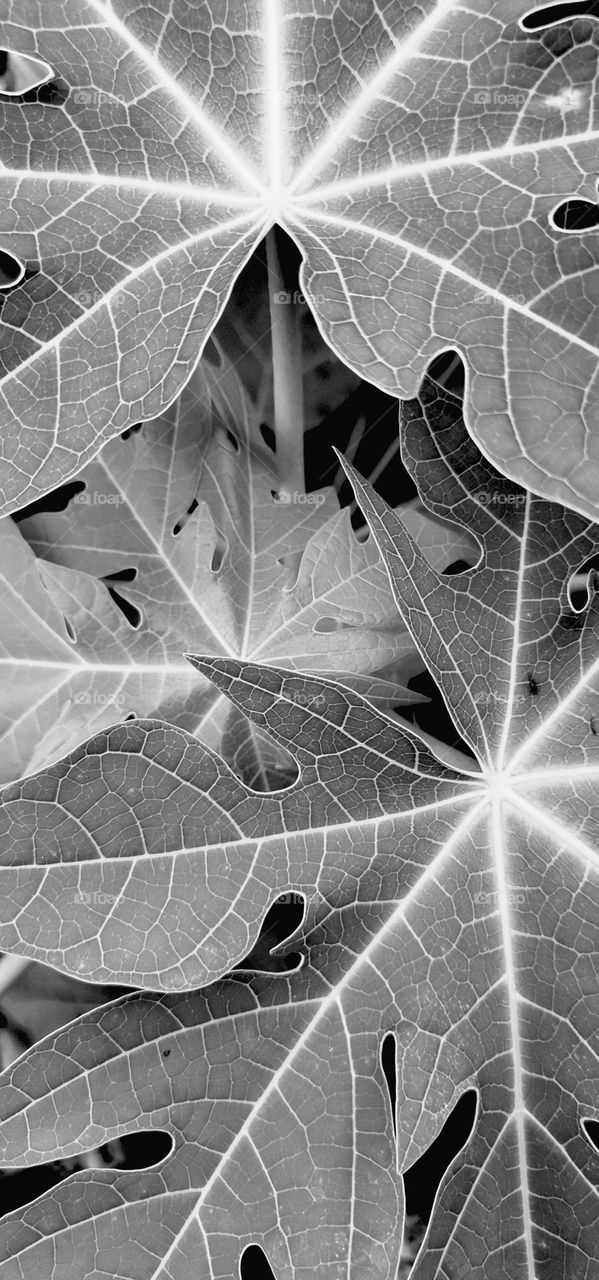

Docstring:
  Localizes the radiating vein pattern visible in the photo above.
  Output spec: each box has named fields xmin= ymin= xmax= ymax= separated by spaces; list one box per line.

xmin=0 ymin=375 xmax=598 ymax=1278
xmin=0 ymin=2 xmax=598 ymax=513
xmin=0 ymin=341 xmax=452 ymax=785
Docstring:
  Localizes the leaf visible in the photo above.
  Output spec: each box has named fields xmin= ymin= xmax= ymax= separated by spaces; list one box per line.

xmin=2 ymin=342 xmax=467 ymax=786
xmin=0 ymin=376 xmax=599 ymax=1277
xmin=1 ymin=3 xmax=599 ymax=515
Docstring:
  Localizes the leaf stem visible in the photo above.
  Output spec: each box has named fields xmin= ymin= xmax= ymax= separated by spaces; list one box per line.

xmin=266 ymin=227 xmax=305 ymax=497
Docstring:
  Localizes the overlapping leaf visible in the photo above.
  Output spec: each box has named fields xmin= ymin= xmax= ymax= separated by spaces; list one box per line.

xmin=2 ymin=340 xmax=470 ymax=786
xmin=0 ymin=379 xmax=598 ymax=1276
xmin=1 ymin=3 xmax=599 ymax=515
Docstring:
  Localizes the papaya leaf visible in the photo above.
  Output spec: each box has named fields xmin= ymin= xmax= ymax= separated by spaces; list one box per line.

xmin=0 ymin=3 xmax=598 ymax=515
xmin=0 ymin=378 xmax=597 ymax=1278
xmin=2 ymin=344 xmax=466 ymax=786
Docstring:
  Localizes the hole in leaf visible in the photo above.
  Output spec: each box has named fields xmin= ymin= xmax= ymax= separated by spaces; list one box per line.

xmin=106 ymin=588 xmax=141 ymax=629
xmin=582 ymin=1118 xmax=599 ymax=1151
xmin=102 ymin=573 xmax=141 ymax=629
xmin=103 ymin=568 xmax=138 ymax=584
xmin=381 ymin=1032 xmax=397 ymax=1138
xmin=0 ymin=49 xmax=53 ymax=96
xmin=527 ymin=672 xmax=540 ymax=697
xmin=0 ymin=249 xmax=25 ymax=290
xmin=568 ymin=553 xmax=599 ymax=610
xmin=520 ymin=1 xmax=599 ymax=30
xmin=210 ymin=527 xmax=228 ymax=574
xmin=0 ymin=1130 xmax=173 ymax=1216
xmin=172 ymin=497 xmax=200 ymax=537
xmin=403 ymin=1089 xmax=477 ymax=1223
xmin=235 ymin=894 xmax=305 ymax=975
xmin=552 ymin=196 xmax=599 ymax=233
xmin=0 ymin=1165 xmax=70 ymax=1216
xmin=260 ymin=422 xmax=275 ymax=452
xmin=240 ymin=1244 xmax=277 ymax=1280
xmin=110 ymin=1130 xmax=173 ymax=1170
xmin=444 ymin=558 xmax=473 ymax=576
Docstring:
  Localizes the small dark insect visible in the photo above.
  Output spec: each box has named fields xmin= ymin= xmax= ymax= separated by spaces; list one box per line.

xmin=591 ymin=717 xmax=598 ymax=736
xmin=528 ymin=674 xmax=539 ymax=696
xmin=163 ymin=1049 xmax=171 ymax=1058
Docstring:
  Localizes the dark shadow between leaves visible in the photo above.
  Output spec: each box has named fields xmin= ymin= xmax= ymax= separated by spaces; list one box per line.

xmin=0 ymin=1131 xmax=173 ymax=1217
xmin=401 ymin=670 xmax=478 ymax=764
xmin=121 ymin=422 xmax=144 ymax=441
xmin=12 ymin=479 xmax=86 ymax=522
xmin=426 ymin=349 xmax=465 ymax=398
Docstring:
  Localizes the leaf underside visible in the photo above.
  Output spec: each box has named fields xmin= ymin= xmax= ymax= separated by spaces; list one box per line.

xmin=0 ymin=377 xmax=597 ymax=1278
xmin=0 ymin=2 xmax=598 ymax=515
xmin=0 ymin=338 xmax=472 ymax=786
